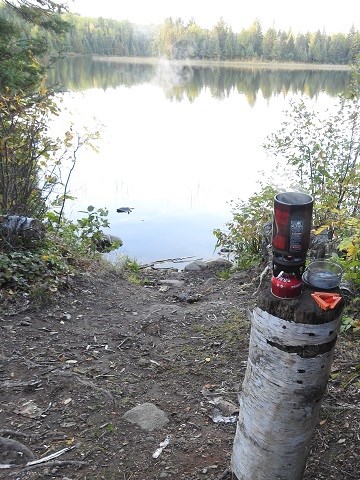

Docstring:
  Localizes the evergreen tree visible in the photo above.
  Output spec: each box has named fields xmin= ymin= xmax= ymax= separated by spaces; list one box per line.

xmin=225 ymin=28 xmax=237 ymax=60
xmin=308 ymin=30 xmax=327 ymax=63
xmin=328 ymin=33 xmax=347 ymax=64
xmin=262 ymin=28 xmax=277 ymax=60
xmin=248 ymin=19 xmax=263 ymax=58
xmin=347 ymin=26 xmax=360 ymax=63
xmin=213 ymin=17 xmax=229 ymax=59
xmin=0 ymin=1 xmax=69 ymax=93
xmin=294 ymin=33 xmax=309 ymax=62
xmin=3 ymin=6 xmax=360 ymax=67
xmin=283 ymin=32 xmax=295 ymax=61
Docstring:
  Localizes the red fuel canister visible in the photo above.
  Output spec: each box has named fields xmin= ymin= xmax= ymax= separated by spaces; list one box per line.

xmin=271 ymin=271 xmax=302 ymax=299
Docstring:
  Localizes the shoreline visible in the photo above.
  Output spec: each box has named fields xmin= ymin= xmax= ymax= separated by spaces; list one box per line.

xmin=90 ymin=55 xmax=352 ymax=71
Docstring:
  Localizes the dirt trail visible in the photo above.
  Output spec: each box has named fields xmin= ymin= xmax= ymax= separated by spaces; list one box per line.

xmin=0 ymin=262 xmax=359 ymax=479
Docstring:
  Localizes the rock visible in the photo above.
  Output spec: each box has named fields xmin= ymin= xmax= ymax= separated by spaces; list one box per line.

xmin=96 ymin=233 xmax=123 ymax=253
xmin=138 ymin=358 xmax=149 ymax=367
xmin=205 ymin=259 xmax=233 ymax=271
xmin=184 ymin=260 xmax=208 ymax=271
xmin=184 ymin=259 xmax=233 ymax=273
xmin=122 ymin=403 xmax=169 ymax=431
xmin=174 ymin=292 xmax=202 ymax=303
xmin=159 ymin=279 xmax=185 ymax=288
xmin=308 ymin=228 xmax=334 ymax=259
xmin=116 ymin=207 xmax=134 ymax=214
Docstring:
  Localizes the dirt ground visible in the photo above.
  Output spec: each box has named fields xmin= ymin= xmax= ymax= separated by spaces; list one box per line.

xmin=0 ymin=260 xmax=359 ymax=480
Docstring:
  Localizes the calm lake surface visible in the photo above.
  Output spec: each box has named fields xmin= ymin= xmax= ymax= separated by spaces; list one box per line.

xmin=49 ymin=57 xmax=351 ymax=266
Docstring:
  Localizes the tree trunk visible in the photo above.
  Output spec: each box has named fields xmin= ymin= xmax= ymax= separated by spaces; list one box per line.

xmin=231 ymin=286 xmax=343 ymax=480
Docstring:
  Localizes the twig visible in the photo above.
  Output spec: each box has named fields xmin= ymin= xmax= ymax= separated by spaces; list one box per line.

xmin=2 ymin=380 xmax=42 ymax=390
xmin=215 ymin=468 xmax=232 ymax=480
xmin=9 ymin=460 xmax=86 ymax=476
xmin=30 ymin=446 xmax=78 ymax=465
xmin=0 ymin=445 xmax=78 ymax=470
xmin=56 ymin=134 xmax=81 ymax=229
xmin=252 ymin=265 xmax=270 ymax=296
xmin=322 ymin=402 xmax=360 ymax=410
xmin=117 ymin=337 xmax=131 ymax=348
xmin=38 ymin=402 xmax=52 ymax=418
xmin=342 ymin=373 xmax=360 ymax=390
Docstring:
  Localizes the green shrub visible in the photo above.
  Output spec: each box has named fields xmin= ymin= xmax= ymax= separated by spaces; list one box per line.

xmin=213 ymin=185 xmax=277 ymax=269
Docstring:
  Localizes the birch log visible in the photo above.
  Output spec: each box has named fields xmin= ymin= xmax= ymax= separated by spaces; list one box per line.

xmin=0 ymin=215 xmax=45 ymax=250
xmin=231 ymin=288 xmax=343 ymax=480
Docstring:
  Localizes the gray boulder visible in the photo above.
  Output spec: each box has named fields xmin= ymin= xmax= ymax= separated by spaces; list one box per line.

xmin=122 ymin=402 xmax=169 ymax=432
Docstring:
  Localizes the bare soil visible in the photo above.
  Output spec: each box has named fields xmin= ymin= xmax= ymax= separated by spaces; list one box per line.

xmin=0 ymin=262 xmax=359 ymax=480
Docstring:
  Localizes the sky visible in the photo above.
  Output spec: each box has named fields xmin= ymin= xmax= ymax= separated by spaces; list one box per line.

xmin=67 ymin=0 xmax=360 ymax=34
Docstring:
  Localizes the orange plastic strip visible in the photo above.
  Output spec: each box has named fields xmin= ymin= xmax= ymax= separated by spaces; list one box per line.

xmin=311 ymin=292 xmax=342 ymax=311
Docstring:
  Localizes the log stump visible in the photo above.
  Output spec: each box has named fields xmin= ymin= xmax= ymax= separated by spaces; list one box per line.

xmin=0 ymin=215 xmax=45 ymax=250
xmin=231 ymin=285 xmax=344 ymax=480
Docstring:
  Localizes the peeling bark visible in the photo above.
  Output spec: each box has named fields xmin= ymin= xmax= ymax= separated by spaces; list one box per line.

xmin=231 ymin=288 xmax=343 ymax=480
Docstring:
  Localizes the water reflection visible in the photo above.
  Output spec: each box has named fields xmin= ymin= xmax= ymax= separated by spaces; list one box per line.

xmin=48 ymin=58 xmax=351 ymax=265
xmin=48 ymin=56 xmax=350 ymax=106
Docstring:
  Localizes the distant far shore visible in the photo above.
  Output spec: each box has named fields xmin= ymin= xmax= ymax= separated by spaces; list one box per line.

xmin=90 ymin=55 xmax=352 ymax=71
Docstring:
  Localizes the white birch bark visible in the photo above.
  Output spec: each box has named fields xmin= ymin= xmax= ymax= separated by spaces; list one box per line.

xmin=231 ymin=307 xmax=342 ymax=480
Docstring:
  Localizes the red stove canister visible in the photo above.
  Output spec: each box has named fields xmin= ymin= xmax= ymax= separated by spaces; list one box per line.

xmin=271 ymin=271 xmax=302 ymax=299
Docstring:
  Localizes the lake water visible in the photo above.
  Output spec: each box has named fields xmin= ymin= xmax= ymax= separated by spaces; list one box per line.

xmin=48 ymin=57 xmax=351 ymax=266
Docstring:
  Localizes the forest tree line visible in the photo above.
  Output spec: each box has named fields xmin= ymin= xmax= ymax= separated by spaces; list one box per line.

xmin=1 ymin=5 xmax=360 ymax=65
